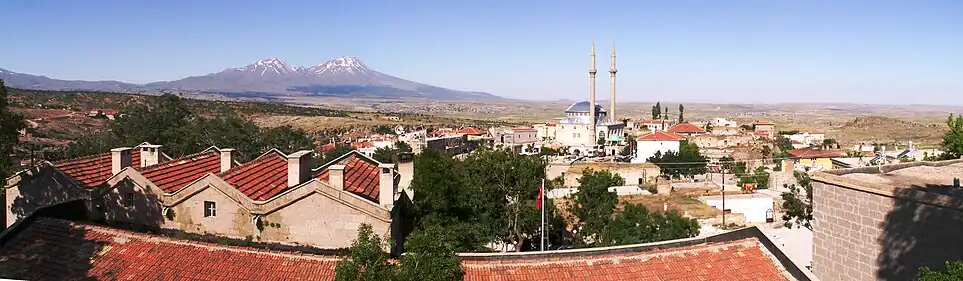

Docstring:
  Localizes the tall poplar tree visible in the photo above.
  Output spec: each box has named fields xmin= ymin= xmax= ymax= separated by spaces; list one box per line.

xmin=0 ymin=80 xmax=26 ymax=181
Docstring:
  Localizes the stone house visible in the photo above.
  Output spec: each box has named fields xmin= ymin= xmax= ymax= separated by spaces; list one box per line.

xmin=4 ymin=142 xmax=173 ymax=228
xmin=563 ymin=162 xmax=662 ymax=187
xmin=666 ymin=123 xmax=706 ymax=138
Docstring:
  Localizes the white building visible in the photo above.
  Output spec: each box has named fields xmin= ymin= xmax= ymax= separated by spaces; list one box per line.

xmin=787 ymin=131 xmax=826 ymax=148
xmin=632 ymin=131 xmax=681 ymax=163
xmin=710 ymin=118 xmax=738 ymax=128
xmin=699 ymin=193 xmax=776 ymax=224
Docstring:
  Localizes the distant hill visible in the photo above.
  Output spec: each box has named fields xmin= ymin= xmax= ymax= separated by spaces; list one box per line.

xmin=1 ymin=57 xmax=502 ymax=101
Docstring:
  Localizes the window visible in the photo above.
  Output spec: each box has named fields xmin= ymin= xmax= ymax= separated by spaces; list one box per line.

xmin=204 ymin=201 xmax=216 ymax=217
xmin=123 ymin=193 xmax=134 ymax=207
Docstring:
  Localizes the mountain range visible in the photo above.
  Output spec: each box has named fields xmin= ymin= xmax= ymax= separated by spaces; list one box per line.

xmin=0 ymin=57 xmax=501 ymax=101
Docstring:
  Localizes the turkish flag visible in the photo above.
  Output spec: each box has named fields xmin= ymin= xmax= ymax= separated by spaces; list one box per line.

xmin=536 ymin=182 xmax=544 ymax=209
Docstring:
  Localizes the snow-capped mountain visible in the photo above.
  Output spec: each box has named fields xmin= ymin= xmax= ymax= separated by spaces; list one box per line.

xmin=234 ymin=58 xmax=299 ymax=76
xmin=1 ymin=57 xmax=501 ymax=101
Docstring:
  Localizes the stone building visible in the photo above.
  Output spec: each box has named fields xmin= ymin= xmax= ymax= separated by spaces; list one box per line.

xmin=810 ymin=159 xmax=963 ymax=281
xmin=563 ymin=162 xmax=661 ymax=187
xmin=4 ymin=144 xmax=407 ymax=250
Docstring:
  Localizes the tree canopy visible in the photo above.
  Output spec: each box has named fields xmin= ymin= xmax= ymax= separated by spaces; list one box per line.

xmin=1 ymin=80 xmax=26 ymax=180
xmin=678 ymin=104 xmax=685 ymax=123
xmin=646 ymin=140 xmax=708 ymax=179
xmin=918 ymin=260 xmax=963 ymax=281
xmin=334 ymin=224 xmax=464 ymax=281
xmin=942 ymin=114 xmax=963 ymax=159
xmin=651 ymin=102 xmax=661 ymax=120
xmin=781 ymin=171 xmax=813 ymax=230
xmin=65 ymin=94 xmax=315 ymax=163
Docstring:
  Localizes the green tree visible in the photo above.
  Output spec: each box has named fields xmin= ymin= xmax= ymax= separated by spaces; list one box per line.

xmin=395 ymin=226 xmax=465 ymax=281
xmin=395 ymin=141 xmax=412 ymax=153
xmin=781 ymin=171 xmax=813 ymax=230
xmin=568 ymin=169 xmax=621 ymax=247
xmin=941 ymin=114 xmax=963 ymax=159
xmin=678 ymin=104 xmax=685 ymax=123
xmin=323 ymin=145 xmax=353 ymax=163
xmin=605 ymin=203 xmax=699 ymax=246
xmin=373 ymin=146 xmax=398 ymax=163
xmin=919 ymin=260 xmax=963 ymax=281
xmin=334 ymin=224 xmax=395 ymax=281
xmin=0 ymin=80 xmax=26 ymax=180
xmin=646 ymin=141 xmax=708 ymax=179
xmin=651 ymin=102 xmax=662 ymax=120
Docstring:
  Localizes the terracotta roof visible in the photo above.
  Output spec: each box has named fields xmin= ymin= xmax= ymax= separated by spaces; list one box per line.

xmin=640 ymin=119 xmax=663 ymax=124
xmin=319 ymin=143 xmax=336 ymax=152
xmin=637 ymin=131 xmax=682 ymax=141
xmin=220 ymin=151 xmax=289 ymax=201
xmin=461 ymin=237 xmax=795 ymax=281
xmin=457 ymin=127 xmax=486 ymax=135
xmin=545 ymin=122 xmax=557 ymax=127
xmin=138 ymin=150 xmax=222 ymax=193
xmin=53 ymin=150 xmax=142 ymax=189
xmin=667 ymin=123 xmax=706 ymax=134
xmin=315 ymin=153 xmax=381 ymax=203
xmin=351 ymin=141 xmax=373 ymax=149
xmin=0 ymin=218 xmax=339 ymax=281
xmin=789 ymin=149 xmax=845 ymax=158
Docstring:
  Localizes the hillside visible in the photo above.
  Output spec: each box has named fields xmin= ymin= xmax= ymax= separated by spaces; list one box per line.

xmin=831 ymin=116 xmax=947 ymax=145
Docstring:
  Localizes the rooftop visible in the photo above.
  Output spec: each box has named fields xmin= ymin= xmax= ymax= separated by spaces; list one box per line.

xmin=638 ymin=130 xmax=682 ymax=141
xmin=138 ymin=150 xmax=221 ymax=193
xmin=789 ymin=149 xmax=845 ymax=159
xmin=667 ymin=123 xmax=706 ymax=134
xmin=315 ymin=152 xmax=383 ymax=203
xmin=220 ymin=151 xmax=290 ymax=201
xmin=0 ymin=217 xmax=814 ymax=281
xmin=53 ymin=150 xmax=143 ymax=189
xmin=0 ymin=217 xmax=339 ymax=281
xmin=830 ymin=161 xmax=963 ymax=194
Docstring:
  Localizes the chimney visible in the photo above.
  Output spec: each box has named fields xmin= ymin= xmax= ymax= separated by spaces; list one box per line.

xmin=397 ymin=153 xmax=415 ymax=197
xmin=378 ymin=163 xmax=397 ymax=208
xmin=219 ymin=148 xmax=235 ymax=173
xmin=286 ymin=150 xmax=313 ymax=188
xmin=328 ymin=164 xmax=346 ymax=190
xmin=111 ymin=147 xmax=133 ymax=175
xmin=139 ymin=144 xmax=162 ymax=168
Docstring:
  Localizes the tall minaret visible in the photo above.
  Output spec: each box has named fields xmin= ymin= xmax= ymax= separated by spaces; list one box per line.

xmin=589 ymin=40 xmax=598 ymax=128
xmin=609 ymin=41 xmax=617 ymax=123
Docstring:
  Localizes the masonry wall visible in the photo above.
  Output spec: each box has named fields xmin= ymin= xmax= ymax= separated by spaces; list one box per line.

xmin=259 ymin=193 xmax=390 ymax=249
xmin=564 ymin=164 xmax=662 ymax=187
xmin=4 ymin=166 xmax=87 ymax=228
xmin=99 ymin=179 xmax=164 ymax=229
xmin=170 ymin=186 xmax=254 ymax=239
xmin=812 ymin=180 xmax=963 ymax=281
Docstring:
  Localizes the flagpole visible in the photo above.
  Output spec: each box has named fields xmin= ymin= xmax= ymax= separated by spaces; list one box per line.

xmin=540 ymin=178 xmax=545 ymax=251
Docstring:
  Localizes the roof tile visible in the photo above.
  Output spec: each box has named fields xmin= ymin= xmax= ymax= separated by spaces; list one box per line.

xmin=315 ymin=153 xmax=381 ymax=203
xmin=220 ymin=151 xmax=289 ymax=201
xmin=53 ymin=150 xmax=142 ymax=189
xmin=637 ymin=131 xmax=682 ymax=141
xmin=138 ymin=150 xmax=222 ymax=193
xmin=667 ymin=123 xmax=706 ymax=134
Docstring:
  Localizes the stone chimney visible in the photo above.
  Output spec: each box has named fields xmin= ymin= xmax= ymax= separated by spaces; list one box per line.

xmin=219 ymin=148 xmax=235 ymax=173
xmin=397 ymin=153 xmax=415 ymax=198
xmin=111 ymin=147 xmax=133 ymax=175
xmin=286 ymin=150 xmax=314 ymax=188
xmin=328 ymin=165 xmax=345 ymax=190
xmin=139 ymin=144 xmax=162 ymax=168
xmin=378 ymin=163 xmax=397 ymax=208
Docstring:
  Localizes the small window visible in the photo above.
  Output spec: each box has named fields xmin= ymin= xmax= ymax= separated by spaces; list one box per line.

xmin=204 ymin=201 xmax=216 ymax=217
xmin=123 ymin=193 xmax=134 ymax=207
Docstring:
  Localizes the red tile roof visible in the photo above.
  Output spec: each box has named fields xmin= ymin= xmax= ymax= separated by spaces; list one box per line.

xmin=637 ymin=131 xmax=682 ymax=141
xmin=457 ymin=127 xmax=486 ymax=135
xmin=640 ymin=119 xmax=663 ymax=125
xmin=220 ymin=151 xmax=289 ymax=201
xmin=0 ymin=218 xmax=339 ymax=281
xmin=351 ymin=141 xmax=373 ymax=149
xmin=545 ymin=122 xmax=557 ymax=127
xmin=319 ymin=143 xmax=337 ymax=152
xmin=138 ymin=150 xmax=222 ymax=193
xmin=667 ymin=123 xmax=706 ymax=134
xmin=315 ymin=153 xmax=381 ymax=203
xmin=461 ymin=238 xmax=792 ymax=281
xmin=789 ymin=149 xmax=845 ymax=158
xmin=53 ymin=150 xmax=142 ymax=189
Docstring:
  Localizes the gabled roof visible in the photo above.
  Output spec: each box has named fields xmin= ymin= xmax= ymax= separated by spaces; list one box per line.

xmin=637 ymin=131 xmax=682 ymax=141
xmin=220 ymin=150 xmax=289 ymax=201
xmin=314 ymin=151 xmax=383 ymax=203
xmin=53 ymin=150 xmax=142 ymax=189
xmin=667 ymin=123 xmax=706 ymax=134
xmin=457 ymin=127 xmax=486 ymax=135
xmin=0 ymin=218 xmax=340 ymax=280
xmin=137 ymin=150 xmax=221 ymax=193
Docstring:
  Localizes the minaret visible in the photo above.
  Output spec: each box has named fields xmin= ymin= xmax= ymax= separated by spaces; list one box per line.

xmin=609 ymin=41 xmax=617 ymax=123
xmin=589 ymin=40 xmax=598 ymax=129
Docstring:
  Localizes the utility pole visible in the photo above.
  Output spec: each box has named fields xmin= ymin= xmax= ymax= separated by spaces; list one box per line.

xmin=722 ymin=168 xmax=727 ymax=227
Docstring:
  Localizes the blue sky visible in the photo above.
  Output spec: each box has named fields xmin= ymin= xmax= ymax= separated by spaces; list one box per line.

xmin=1 ymin=0 xmax=961 ymax=104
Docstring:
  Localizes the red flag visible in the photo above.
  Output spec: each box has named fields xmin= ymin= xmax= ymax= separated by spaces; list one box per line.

xmin=536 ymin=182 xmax=544 ymax=209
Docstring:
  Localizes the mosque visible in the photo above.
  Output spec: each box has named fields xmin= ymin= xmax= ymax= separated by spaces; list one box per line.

xmin=537 ymin=41 xmax=626 ymax=156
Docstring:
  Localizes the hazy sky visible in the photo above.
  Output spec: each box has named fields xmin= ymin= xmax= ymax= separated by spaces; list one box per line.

xmin=1 ymin=1 xmax=961 ymax=104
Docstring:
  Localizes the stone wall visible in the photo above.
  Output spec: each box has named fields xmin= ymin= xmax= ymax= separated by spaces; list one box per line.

xmin=812 ymin=175 xmax=963 ymax=281
xmin=4 ymin=165 xmax=88 ymax=228
xmin=564 ymin=163 xmax=661 ymax=187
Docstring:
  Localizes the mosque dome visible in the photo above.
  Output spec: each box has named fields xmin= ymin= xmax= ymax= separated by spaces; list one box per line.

xmin=565 ymin=101 xmax=606 ymax=113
